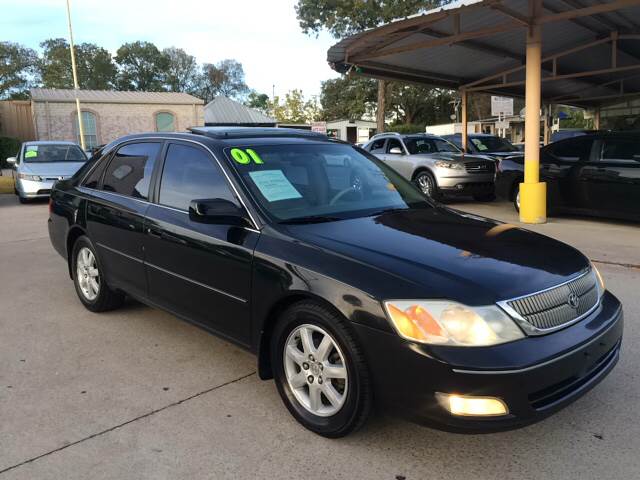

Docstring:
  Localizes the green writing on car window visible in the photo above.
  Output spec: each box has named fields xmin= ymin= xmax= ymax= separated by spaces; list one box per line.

xmin=25 ymin=150 xmax=37 ymax=158
xmin=231 ymin=147 xmax=264 ymax=165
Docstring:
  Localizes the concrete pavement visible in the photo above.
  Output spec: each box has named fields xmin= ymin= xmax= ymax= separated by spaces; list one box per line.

xmin=0 ymin=194 xmax=638 ymax=479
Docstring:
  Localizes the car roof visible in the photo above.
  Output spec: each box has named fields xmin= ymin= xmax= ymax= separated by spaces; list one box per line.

xmin=23 ymin=140 xmax=81 ymax=146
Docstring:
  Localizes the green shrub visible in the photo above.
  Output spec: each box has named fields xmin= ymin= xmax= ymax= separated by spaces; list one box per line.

xmin=0 ymin=137 xmax=21 ymax=169
xmin=388 ymin=123 xmax=426 ymax=135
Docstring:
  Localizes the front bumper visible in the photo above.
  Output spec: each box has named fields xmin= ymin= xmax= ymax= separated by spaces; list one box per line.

xmin=434 ymin=170 xmax=494 ymax=196
xmin=353 ymin=290 xmax=623 ymax=432
xmin=16 ymin=178 xmax=56 ymax=198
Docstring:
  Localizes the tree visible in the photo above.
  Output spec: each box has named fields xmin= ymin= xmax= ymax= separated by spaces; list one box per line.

xmin=295 ymin=0 xmax=442 ymax=131
xmin=162 ymin=47 xmax=199 ymax=93
xmin=268 ymin=89 xmax=319 ymax=123
xmin=195 ymin=59 xmax=249 ymax=103
xmin=389 ymin=85 xmax=454 ymax=126
xmin=245 ymin=91 xmax=270 ymax=114
xmin=0 ymin=42 xmax=38 ymax=99
xmin=319 ymin=75 xmax=377 ymax=120
xmin=115 ymin=41 xmax=169 ymax=91
xmin=39 ymin=38 xmax=117 ymax=90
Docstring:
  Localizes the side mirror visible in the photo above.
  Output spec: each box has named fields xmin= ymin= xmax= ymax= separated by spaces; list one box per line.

xmin=389 ymin=147 xmax=403 ymax=155
xmin=189 ymin=198 xmax=251 ymax=227
xmin=6 ymin=157 xmax=16 ymax=164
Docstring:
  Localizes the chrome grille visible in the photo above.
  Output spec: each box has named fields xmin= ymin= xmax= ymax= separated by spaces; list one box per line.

xmin=464 ymin=161 xmax=495 ymax=174
xmin=505 ymin=270 xmax=599 ymax=332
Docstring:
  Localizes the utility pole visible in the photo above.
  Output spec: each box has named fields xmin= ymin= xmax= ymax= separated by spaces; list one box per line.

xmin=66 ymin=0 xmax=85 ymax=150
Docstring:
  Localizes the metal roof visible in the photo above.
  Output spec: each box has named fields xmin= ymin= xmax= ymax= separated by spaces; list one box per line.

xmin=189 ymin=126 xmax=326 ymax=140
xmin=327 ymin=0 xmax=640 ymax=107
xmin=204 ymin=96 xmax=276 ymax=125
xmin=30 ymin=88 xmax=204 ymax=105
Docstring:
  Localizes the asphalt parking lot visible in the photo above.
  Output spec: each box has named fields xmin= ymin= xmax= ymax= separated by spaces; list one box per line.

xmin=1 ymin=193 xmax=638 ymax=479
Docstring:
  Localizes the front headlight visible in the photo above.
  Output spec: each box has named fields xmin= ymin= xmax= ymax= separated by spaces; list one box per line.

xmin=383 ymin=300 xmax=524 ymax=346
xmin=18 ymin=173 xmax=42 ymax=181
xmin=591 ymin=262 xmax=605 ymax=296
xmin=434 ymin=160 xmax=464 ymax=170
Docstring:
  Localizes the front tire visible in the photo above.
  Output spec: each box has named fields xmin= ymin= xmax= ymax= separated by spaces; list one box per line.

xmin=271 ymin=301 xmax=372 ymax=438
xmin=18 ymin=195 xmax=29 ymax=204
xmin=414 ymin=171 xmax=439 ymax=199
xmin=72 ymin=236 xmax=124 ymax=312
xmin=513 ymin=183 xmax=521 ymax=212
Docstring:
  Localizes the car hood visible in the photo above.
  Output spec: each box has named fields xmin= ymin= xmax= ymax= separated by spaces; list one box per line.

xmin=21 ymin=162 xmax=85 ymax=177
xmin=413 ymin=152 xmax=493 ymax=163
xmin=283 ymin=208 xmax=589 ymax=303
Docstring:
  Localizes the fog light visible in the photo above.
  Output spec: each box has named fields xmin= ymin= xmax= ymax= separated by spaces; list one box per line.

xmin=437 ymin=393 xmax=508 ymax=417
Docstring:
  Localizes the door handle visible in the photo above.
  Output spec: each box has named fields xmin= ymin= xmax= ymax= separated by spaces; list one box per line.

xmin=146 ymin=227 xmax=162 ymax=238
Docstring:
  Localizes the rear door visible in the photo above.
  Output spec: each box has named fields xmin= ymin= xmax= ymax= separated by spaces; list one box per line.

xmin=586 ymin=135 xmax=640 ymax=216
xmin=143 ymin=141 xmax=258 ymax=345
xmin=85 ymin=141 xmax=161 ymax=298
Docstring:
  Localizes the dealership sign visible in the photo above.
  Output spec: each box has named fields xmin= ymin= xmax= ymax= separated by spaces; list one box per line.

xmin=311 ymin=121 xmax=327 ymax=134
xmin=491 ymin=96 xmax=514 ymax=116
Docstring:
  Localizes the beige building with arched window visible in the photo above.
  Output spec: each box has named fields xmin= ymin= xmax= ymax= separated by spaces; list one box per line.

xmin=30 ymin=89 xmax=204 ymax=149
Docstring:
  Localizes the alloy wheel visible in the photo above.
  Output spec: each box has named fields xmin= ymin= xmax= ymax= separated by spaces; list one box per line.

xmin=76 ymin=247 xmax=100 ymax=301
xmin=416 ymin=174 xmax=433 ymax=196
xmin=283 ymin=324 xmax=348 ymax=417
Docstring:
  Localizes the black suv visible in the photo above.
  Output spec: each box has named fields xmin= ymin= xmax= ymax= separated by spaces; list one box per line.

xmin=48 ymin=128 xmax=623 ymax=437
xmin=495 ymin=131 xmax=640 ymax=221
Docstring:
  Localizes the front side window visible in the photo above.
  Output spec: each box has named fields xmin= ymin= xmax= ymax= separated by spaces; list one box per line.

xmin=386 ymin=138 xmax=404 ymax=154
xmin=601 ymin=138 xmax=640 ymax=162
xmin=75 ymin=111 xmax=98 ymax=149
xmin=433 ymin=138 xmax=460 ymax=153
xmin=226 ymin=143 xmax=432 ymax=222
xmin=22 ymin=144 xmax=86 ymax=163
xmin=159 ymin=143 xmax=236 ymax=211
xmin=155 ymin=112 xmax=176 ymax=132
xmin=102 ymin=142 xmax=161 ymax=200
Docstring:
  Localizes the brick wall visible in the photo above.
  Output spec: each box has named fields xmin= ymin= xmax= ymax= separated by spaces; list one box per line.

xmin=32 ymin=101 xmax=204 ymax=144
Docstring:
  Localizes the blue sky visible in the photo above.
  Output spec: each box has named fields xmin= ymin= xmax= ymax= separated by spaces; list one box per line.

xmin=0 ymin=0 xmax=340 ymax=97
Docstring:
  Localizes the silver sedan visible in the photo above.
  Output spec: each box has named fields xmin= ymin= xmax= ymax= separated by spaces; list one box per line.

xmin=7 ymin=141 xmax=88 ymax=203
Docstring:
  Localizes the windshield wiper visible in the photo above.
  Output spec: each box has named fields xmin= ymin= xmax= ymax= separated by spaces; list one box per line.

xmin=366 ymin=207 xmax=412 ymax=217
xmin=279 ymin=215 xmax=343 ymax=225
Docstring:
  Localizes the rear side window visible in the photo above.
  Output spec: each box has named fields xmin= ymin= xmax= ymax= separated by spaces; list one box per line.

xmin=367 ymin=138 xmax=385 ymax=153
xmin=82 ymin=156 xmax=110 ymax=188
xmin=102 ymin=142 xmax=161 ymax=200
xmin=159 ymin=143 xmax=236 ymax=211
xmin=601 ymin=138 xmax=640 ymax=161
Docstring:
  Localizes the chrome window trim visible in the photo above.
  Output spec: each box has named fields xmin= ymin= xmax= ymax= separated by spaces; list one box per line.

xmin=145 ymin=261 xmax=246 ymax=303
xmin=78 ymin=135 xmax=261 ymax=231
xmin=496 ymin=268 xmax=601 ymax=336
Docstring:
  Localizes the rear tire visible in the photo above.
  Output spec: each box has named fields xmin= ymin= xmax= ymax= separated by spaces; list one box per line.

xmin=271 ymin=301 xmax=372 ymax=438
xmin=512 ymin=183 xmax=520 ymax=212
xmin=72 ymin=236 xmax=124 ymax=312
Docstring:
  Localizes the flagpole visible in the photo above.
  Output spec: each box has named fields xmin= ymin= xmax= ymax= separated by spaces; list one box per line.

xmin=66 ymin=0 xmax=85 ymax=150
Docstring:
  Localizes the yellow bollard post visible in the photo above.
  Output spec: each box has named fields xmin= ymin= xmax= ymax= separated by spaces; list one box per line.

xmin=520 ymin=1 xmax=546 ymax=224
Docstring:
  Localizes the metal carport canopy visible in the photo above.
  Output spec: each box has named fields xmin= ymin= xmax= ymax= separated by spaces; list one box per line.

xmin=327 ymin=0 xmax=640 ymax=108
xmin=327 ymin=0 xmax=640 ymax=224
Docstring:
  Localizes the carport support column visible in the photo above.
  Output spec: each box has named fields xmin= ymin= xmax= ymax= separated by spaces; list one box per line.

xmin=520 ymin=0 xmax=546 ymax=224
xmin=460 ymin=88 xmax=468 ymax=153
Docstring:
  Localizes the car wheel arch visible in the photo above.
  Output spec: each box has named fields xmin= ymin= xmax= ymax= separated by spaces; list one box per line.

xmin=66 ymin=226 xmax=88 ymax=278
xmin=412 ymin=167 xmax=437 ymax=184
xmin=256 ymin=291 xmax=354 ymax=381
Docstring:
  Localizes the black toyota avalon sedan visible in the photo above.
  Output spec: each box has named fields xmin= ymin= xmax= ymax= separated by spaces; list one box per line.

xmin=48 ymin=127 xmax=623 ymax=437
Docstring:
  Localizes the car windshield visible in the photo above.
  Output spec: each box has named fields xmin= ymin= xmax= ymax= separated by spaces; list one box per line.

xmin=405 ymin=137 xmax=460 ymax=154
xmin=226 ymin=143 xmax=433 ymax=222
xmin=470 ymin=136 xmax=518 ymax=153
xmin=23 ymin=144 xmax=87 ymax=163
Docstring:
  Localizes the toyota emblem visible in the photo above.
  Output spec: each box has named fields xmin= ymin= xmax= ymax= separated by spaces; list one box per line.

xmin=567 ymin=293 xmax=580 ymax=309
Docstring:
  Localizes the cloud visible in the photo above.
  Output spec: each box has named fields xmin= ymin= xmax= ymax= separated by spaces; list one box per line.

xmin=1 ymin=0 xmax=340 ymax=96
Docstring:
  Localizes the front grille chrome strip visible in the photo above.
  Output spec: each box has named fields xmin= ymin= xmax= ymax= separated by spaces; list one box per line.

xmin=497 ymin=269 xmax=601 ymax=336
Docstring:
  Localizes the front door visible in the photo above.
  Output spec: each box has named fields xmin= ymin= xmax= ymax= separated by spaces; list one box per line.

xmin=143 ymin=142 xmax=259 ymax=345
xmin=384 ymin=137 xmax=412 ymax=178
xmin=85 ymin=141 xmax=162 ymax=298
